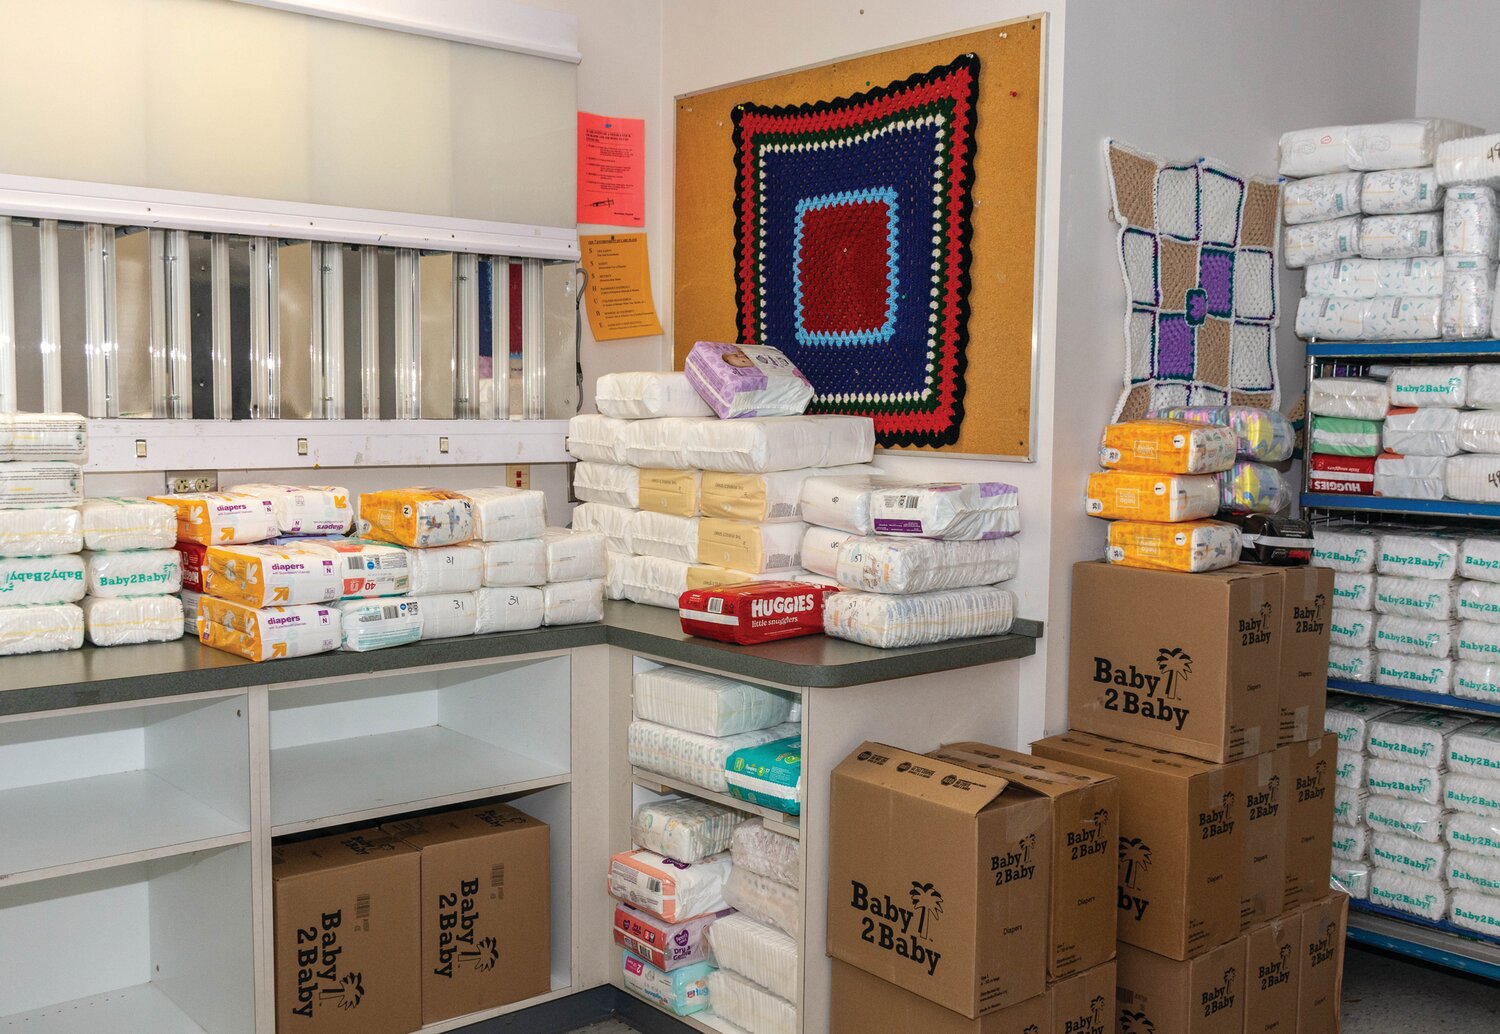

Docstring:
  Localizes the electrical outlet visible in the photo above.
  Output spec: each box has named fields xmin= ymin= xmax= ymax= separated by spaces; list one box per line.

xmin=166 ymin=471 xmax=217 ymax=495
xmin=505 ymin=464 xmax=531 ymax=490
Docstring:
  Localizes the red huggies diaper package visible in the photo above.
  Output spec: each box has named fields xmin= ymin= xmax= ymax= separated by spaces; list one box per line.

xmin=679 ymin=580 xmax=840 ymax=644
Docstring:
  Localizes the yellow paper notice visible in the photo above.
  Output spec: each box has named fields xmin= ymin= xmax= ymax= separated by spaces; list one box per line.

xmin=580 ymin=233 xmax=665 ymax=341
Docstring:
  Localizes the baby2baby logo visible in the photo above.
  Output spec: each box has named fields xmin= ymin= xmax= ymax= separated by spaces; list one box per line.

xmin=1201 ymin=968 xmax=1237 ymax=1018
xmin=1062 ymin=994 xmax=1109 ymax=1034
xmin=1094 ymin=646 xmax=1195 ymax=731
xmin=292 ymin=911 xmax=364 ymax=1017
xmin=850 ymin=880 xmax=945 ymax=975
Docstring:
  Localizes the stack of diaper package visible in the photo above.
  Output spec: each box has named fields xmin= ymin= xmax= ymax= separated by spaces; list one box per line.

xmin=78 ymin=495 xmax=184 ymax=647
xmin=1308 ymin=370 xmax=1500 ymax=503
xmin=1281 ymin=118 xmax=1484 ymax=341
xmin=614 ymin=661 xmax=802 ymax=1031
xmin=1325 ymin=696 xmax=1500 ymax=939
xmin=0 ymin=412 xmax=88 ymax=656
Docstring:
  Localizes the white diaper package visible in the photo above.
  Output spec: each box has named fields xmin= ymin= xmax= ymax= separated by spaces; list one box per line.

xmin=1452 ymin=891 xmax=1500 ymax=934
xmin=1372 ymin=833 xmax=1447 ymax=881
xmin=1334 ymin=785 xmax=1370 ymax=827
xmin=1451 ymin=877 xmax=1500 ymax=917
xmin=232 ymin=483 xmax=353 ymax=536
xmin=1353 ymin=119 xmax=1483 ymax=171
xmin=824 ymin=586 xmax=1016 ymax=648
xmin=596 ymin=371 xmax=715 ymax=419
xmin=1361 ymin=213 xmax=1443 ymax=258
xmin=1370 ymin=868 xmax=1450 ymax=921
xmin=867 ymin=482 xmax=1019 ymax=540
xmin=834 ymin=536 xmax=1019 ymax=594
xmin=1332 ymin=860 xmax=1371 ymax=900
xmin=1461 ymin=620 xmax=1500 ymax=663
xmin=1467 ymin=364 xmax=1500 ymax=409
xmin=683 ymin=342 xmax=814 ymax=419
xmin=698 ymin=465 xmax=877 ymax=524
xmin=1365 ymin=796 xmax=1446 ymax=842
xmin=724 ymin=865 xmax=800 ymax=939
xmin=623 ymin=417 xmax=715 ymax=469
xmin=1459 ymin=580 xmax=1500 ymax=624
xmin=412 ymin=591 xmax=478 ymax=639
xmin=1375 ymin=615 xmax=1456 ymax=657
xmin=84 ymin=549 xmax=182 ymax=598
xmin=626 ymin=511 xmax=700 ymax=564
xmin=1335 ymin=572 xmax=1376 ymax=610
xmin=1279 ymin=124 xmax=1352 ymax=177
xmin=473 ymin=586 xmax=545 ymax=634
xmin=604 ymin=551 xmax=629 ymax=602
xmin=1445 ymin=185 xmax=1500 ymax=258
xmin=1389 ymin=364 xmax=1468 ymax=408
xmin=609 ymin=849 xmax=732 ymax=923
xmin=1335 ymin=750 xmax=1366 ymax=790
xmin=0 ymin=602 xmax=83 ymax=656
xmin=542 ymin=578 xmax=605 ymax=625
xmin=461 ymin=487 xmax=547 ymax=542
xmin=544 ymin=528 xmax=607 ymax=581
xmin=0 ymin=412 xmax=86 ymax=461
xmin=0 ymin=508 xmax=81 ymax=557
xmin=0 ymin=555 xmax=85 ymax=606
xmin=1377 ymin=652 xmax=1455 ymax=694
xmin=1375 ymin=575 xmax=1455 ymax=619
xmin=796 ymin=474 xmax=891 ymax=535
xmin=1328 ymin=646 xmax=1375 ymax=682
xmin=1332 ymin=823 xmax=1369 ymax=862
xmin=571 ymin=502 xmax=634 ymax=555
xmin=632 ymin=799 xmax=745 ymax=863
xmin=1456 ymin=410 xmax=1500 ymax=454
xmin=707 ymin=914 xmax=800 ymax=1003
xmin=406 ymin=543 xmax=483 ymax=594
xmin=1325 ymin=697 xmax=1400 ymax=750
xmin=566 ymin=413 xmax=630 ymax=464
xmin=1309 ymin=378 xmax=1390 ymax=420
xmin=1437 ymin=132 xmax=1500 ymax=185
xmin=479 ymin=539 xmax=546 ymax=587
xmin=1313 ymin=526 xmax=1379 ymax=572
xmin=1294 ymin=296 xmax=1368 ymax=340
xmin=707 ymin=969 xmax=798 ymax=1034
xmin=731 ymin=820 xmax=801 ymax=889
xmin=633 ymin=665 xmax=795 ymax=737
xmin=1283 ymin=172 xmax=1362 ymax=224
xmin=696 ymin=519 xmax=805 ymax=573
xmin=1383 ymin=407 xmax=1459 ymax=457
xmin=1368 ymin=758 xmax=1446 ymax=804
xmin=78 ymin=497 xmax=176 ymax=552
xmin=1284 ymin=217 xmax=1361 ymax=268
xmin=1368 ymin=709 xmax=1472 ymax=768
xmin=1447 ymin=454 xmax=1500 ymax=502
xmin=620 ymin=554 xmax=690 ymax=609
xmin=1460 ymin=537 xmax=1500 ymax=582
xmin=333 ymin=598 xmax=423 ymax=651
xmin=179 ymin=590 xmax=202 ymax=635
xmin=1448 ymin=813 xmax=1500 ymax=859
xmin=1377 ymin=532 xmax=1459 ymax=579
xmin=0 ymin=462 xmax=83 ymax=509
xmin=573 ymin=462 xmax=639 ymax=509
xmin=799 ymin=527 xmax=854 ymax=578
xmin=1447 ymin=773 xmax=1500 ymax=817
xmin=1304 ymin=257 xmax=1444 ymax=298
xmin=1362 ymin=168 xmax=1444 ymax=214
xmin=1330 ymin=609 xmax=1375 ymax=648
xmin=684 ymin=414 xmax=875 ymax=474
xmin=1449 ymin=724 xmax=1500 ymax=779
xmin=1375 ymin=454 xmax=1447 ymax=500
xmin=1369 ymin=295 xmax=1443 ymax=340
xmin=628 ymin=720 xmax=801 ymax=794
xmin=80 ymin=595 xmax=183 ymax=647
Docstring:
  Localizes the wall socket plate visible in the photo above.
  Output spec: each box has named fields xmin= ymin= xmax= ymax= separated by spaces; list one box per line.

xmin=166 ymin=471 xmax=218 ymax=494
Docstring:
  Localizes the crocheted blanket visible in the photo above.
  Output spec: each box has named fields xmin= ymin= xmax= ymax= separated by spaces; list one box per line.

xmin=731 ymin=54 xmax=980 ymax=448
xmin=1105 ymin=140 xmax=1284 ymax=421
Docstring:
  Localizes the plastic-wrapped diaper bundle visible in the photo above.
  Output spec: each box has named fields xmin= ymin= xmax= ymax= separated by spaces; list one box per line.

xmin=1333 ymin=823 xmax=1369 ymax=861
xmin=1368 ymin=709 xmax=1471 ymax=767
xmin=708 ymin=913 xmax=799 ymax=1002
xmin=1447 ymin=454 xmax=1500 ymax=502
xmin=868 ymin=481 xmax=1019 ymax=539
xmin=202 ymin=543 xmax=336 ymax=606
xmin=1333 ymin=860 xmax=1372 ymax=900
xmin=609 ymin=848 xmax=732 ymax=923
xmin=180 ymin=590 xmax=202 ymax=635
xmin=1458 ymin=580 xmax=1500 ymax=623
xmin=1330 ymin=609 xmax=1374 ymax=648
xmin=566 ymin=413 xmax=629 ymax=464
xmin=732 ymin=820 xmax=801 ymax=889
xmin=1151 ymin=406 xmax=1296 ymax=462
xmin=1100 ymin=419 xmax=1236 ymax=474
xmin=1368 ymin=296 xmax=1444 ymax=340
xmin=1295 ymin=296 xmax=1365 ymax=340
xmin=358 ymin=488 xmax=472 ymax=547
xmin=542 ymin=579 xmax=605 ymax=625
xmin=1312 ymin=416 xmax=1382 ymax=456
xmin=797 ymin=474 xmax=888 ymax=535
xmin=1377 ymin=652 xmax=1454 ymax=693
xmin=1326 ymin=699 xmax=1402 ymax=752
xmin=1279 ymin=124 xmax=1353 ymax=177
xmin=1437 ymin=133 xmax=1500 ymax=186
xmin=1309 ymin=378 xmax=1390 ymax=421
xmin=0 ymin=602 xmax=84 ymax=656
xmin=543 ymin=528 xmax=607 ymax=582
xmin=684 ymin=414 xmax=875 ymax=473
xmin=1281 ymin=120 xmax=1481 ymax=177
xmin=696 ymin=518 xmax=804 ymax=573
xmin=1285 ymin=217 xmax=1361 ymax=269
xmin=198 ymin=598 xmax=339 ymax=661
xmin=596 ymin=370 xmax=714 ymax=419
xmin=232 ymin=483 xmax=352 ymax=537
xmin=1448 ymin=812 xmax=1500 ymax=859
xmin=633 ymin=665 xmax=795 ymax=737
xmin=0 ymin=508 xmax=80 ymax=556
xmin=1335 ymin=785 xmax=1370 ymax=827
xmin=1083 ymin=470 xmax=1218 ymax=522
xmin=724 ymin=864 xmax=800 ymax=938
xmin=1372 ymin=833 xmax=1447 ymax=881
xmin=699 ymin=465 xmax=849 ymax=524
xmin=1457 ymin=661 xmax=1500 ymax=703
xmin=623 ymin=417 xmax=714 ymax=469
xmin=833 ymin=536 xmax=1018 ymax=594
xmin=615 ymin=903 xmax=729 ymax=972
xmin=1106 ymin=519 xmax=1241 ymax=573
xmin=334 ymin=598 xmax=423 ymax=651
xmin=1447 ymin=773 xmax=1500 ymax=816
xmin=685 ymin=565 xmax=814 ymax=589
xmin=1370 ymin=867 xmax=1450 ymax=921
xmin=473 ymin=586 xmax=545 ymax=634
xmin=0 ymin=554 xmax=85 ymax=605
xmin=1328 ymin=646 xmax=1375 ymax=682
xmin=1445 ymin=185 xmax=1500 ymax=258
xmin=1460 ymin=536 xmax=1500 ymax=582
xmin=626 ymin=511 xmax=700 ymax=564
xmin=479 ymin=539 xmax=546 ymax=587
xmin=0 ymin=462 xmax=83 ymax=510
xmin=0 ymin=412 xmax=85 ymax=461
xmin=1448 ymin=851 xmax=1500 ymax=897
xmin=1467 ymin=364 xmax=1500 ymax=409
xmin=1449 ymin=724 xmax=1500 ymax=778
xmin=1304 ymin=257 xmax=1444 ymax=297
xmin=631 ymin=799 xmax=745 ymax=862
xmin=1389 ymin=365 xmax=1468 ymax=408
xmin=683 ymin=342 xmax=813 ymax=419
xmin=1375 ymin=614 xmax=1456 ymax=658
xmin=1283 ymin=171 xmax=1362 ymax=224
xmin=1314 ymin=525 xmax=1378 ymax=572
xmin=1456 ymin=410 xmax=1500 ymax=453
xmin=460 ymin=486 xmax=547 ymax=542
xmin=571 ymin=502 xmax=633 ymax=555
xmin=628 ymin=720 xmax=801 ymax=793
xmin=1335 ymin=572 xmax=1376 ymax=609
xmin=1361 ymin=213 xmax=1442 ymax=259
xmin=409 ymin=592 xmax=478 ymax=639
xmin=1362 ymin=168 xmax=1444 ymax=214
xmin=619 ymin=554 xmax=690 ymax=609
xmin=724 ymin=735 xmax=801 ymax=814
xmin=621 ymin=952 xmax=713 ymax=1017
xmin=707 ymin=969 xmax=799 ymax=1034
xmin=312 ymin=539 xmax=409 ymax=598
xmin=1365 ymin=796 xmax=1446 ymax=842
xmin=80 ymin=595 xmax=183 ymax=647
xmin=78 ymin=497 xmax=175 ymax=551
xmin=823 ymin=585 xmax=1016 ymax=648
xmin=150 ymin=491 xmax=276 ymax=546
xmin=1368 ymin=758 xmax=1446 ymax=804
xmin=84 ymin=549 xmax=182 ymax=598
xmin=572 ymin=462 xmax=639 ymax=510
xmin=404 ymin=543 xmax=483 ymax=595
xmin=797 ymin=527 xmax=852 ymax=579
xmin=1375 ymin=575 xmax=1455 ymax=619
xmin=1218 ymin=460 xmax=1292 ymax=514
xmin=1382 ymin=407 xmax=1459 ymax=456
xmin=1378 ymin=531 xmax=1459 ymax=579
xmin=1460 ymin=620 xmax=1500 ymax=662
xmin=1376 ymin=455 xmax=1446 ymax=499
xmin=1336 ymin=750 xmax=1367 ymax=790
xmin=637 ymin=469 xmax=701 ymax=518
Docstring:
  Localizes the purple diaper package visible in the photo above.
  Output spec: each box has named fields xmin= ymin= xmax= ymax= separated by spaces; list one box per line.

xmin=683 ymin=341 xmax=814 ymax=419
xmin=867 ymin=481 xmax=1021 ymax=540
xmin=613 ymin=902 xmax=732 ymax=971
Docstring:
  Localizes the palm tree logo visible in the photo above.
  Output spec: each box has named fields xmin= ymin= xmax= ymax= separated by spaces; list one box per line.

xmin=1091 ymin=808 xmax=1110 ymax=833
xmin=1155 ymin=647 xmax=1192 ymax=700
xmin=1019 ymin=833 xmax=1037 ymax=865
xmin=1222 ymin=791 xmax=1236 ymax=811
xmin=1223 ymin=968 xmax=1237 ymax=989
xmin=1120 ymin=1010 xmax=1156 ymax=1033
xmin=1090 ymin=995 xmax=1107 ymax=1024
xmin=329 ymin=973 xmax=364 ymax=1010
xmin=1267 ymin=775 xmax=1281 ymax=802
xmin=1279 ymin=944 xmax=1293 ymax=967
xmin=1315 ymin=760 xmax=1327 ymax=783
xmin=1119 ymin=837 xmax=1152 ymax=890
xmin=909 ymin=882 xmax=944 ymax=941
xmin=1313 ymin=593 xmax=1327 ymax=617
xmin=471 ymin=936 xmax=500 ymax=972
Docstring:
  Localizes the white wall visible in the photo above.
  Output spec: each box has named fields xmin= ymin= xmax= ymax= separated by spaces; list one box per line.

xmin=1416 ymin=0 xmax=1500 ymax=129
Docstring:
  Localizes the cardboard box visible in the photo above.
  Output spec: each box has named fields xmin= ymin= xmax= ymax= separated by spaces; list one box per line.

xmin=1048 ymin=959 xmax=1115 ymax=1034
xmin=382 ymin=803 xmax=550 ymax=1024
xmin=1239 ymin=746 xmax=1290 ymax=929
xmin=1244 ymin=910 xmax=1302 ymax=1034
xmin=1032 ymin=732 xmax=1243 ymax=960
xmin=830 ymin=960 xmax=1052 ymax=1034
xmin=1116 ymin=937 xmax=1247 ymax=1034
xmin=1276 ymin=566 xmax=1333 ymax=745
xmin=828 ymin=743 xmax=1050 ymax=1017
xmin=1297 ymin=892 xmax=1350 ymax=1034
xmin=272 ymin=829 xmax=421 ymax=1034
xmin=1284 ymin=734 xmax=1338 ymax=911
xmin=932 ymin=742 xmax=1119 ymax=980
xmin=1068 ymin=562 xmax=1282 ymax=762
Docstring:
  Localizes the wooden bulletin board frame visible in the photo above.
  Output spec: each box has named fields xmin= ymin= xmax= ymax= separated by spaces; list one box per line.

xmin=672 ymin=15 xmax=1046 ymax=458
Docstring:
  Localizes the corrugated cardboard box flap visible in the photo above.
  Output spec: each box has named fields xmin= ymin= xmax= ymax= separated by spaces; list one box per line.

xmin=935 ymin=744 xmax=1114 ymax=798
xmin=1040 ymin=732 xmax=1223 ymax=777
xmin=834 ymin=742 xmax=1009 ymax=813
xmin=272 ymin=831 xmax=418 ymax=879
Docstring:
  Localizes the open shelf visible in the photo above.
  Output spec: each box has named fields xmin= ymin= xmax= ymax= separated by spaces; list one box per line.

xmin=1301 ymin=492 xmax=1500 ymax=521
xmin=1329 ymin=679 xmax=1500 ymax=719
xmin=630 ymin=767 xmax=800 ymax=840
xmin=0 ymin=983 xmax=210 ymax=1034
xmin=1348 ymin=899 xmax=1500 ymax=982
xmin=620 ymin=987 xmax=750 ymax=1034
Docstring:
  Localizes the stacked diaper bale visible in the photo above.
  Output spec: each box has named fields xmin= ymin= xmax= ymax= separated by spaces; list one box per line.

xmin=1282 ymin=118 xmax=1482 ymax=341
xmin=1437 ymin=132 xmax=1500 ymax=342
xmin=1443 ymin=721 xmax=1500 ymax=936
xmin=1147 ymin=406 xmax=1297 ymax=519
xmin=797 ymin=476 xmax=1021 ymax=646
xmin=1309 ymin=376 xmax=1388 ymax=498
xmin=78 ymin=497 xmax=183 ymax=647
xmin=0 ymin=413 xmax=88 ymax=655
xmin=708 ymin=820 xmax=802 ymax=1034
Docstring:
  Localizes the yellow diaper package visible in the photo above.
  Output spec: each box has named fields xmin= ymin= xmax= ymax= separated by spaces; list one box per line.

xmin=150 ymin=491 xmax=279 ymax=545
xmin=1105 ymin=519 xmax=1243 ymax=573
xmin=696 ymin=518 xmax=806 ymax=573
xmin=637 ymin=468 xmax=702 ymax=517
xmin=203 ymin=543 xmax=342 ymax=607
xmin=197 ymin=597 xmax=341 ymax=661
xmin=1099 ymin=419 xmax=1237 ymax=475
xmin=358 ymin=488 xmax=474 ymax=547
xmin=1084 ymin=470 xmax=1221 ymax=522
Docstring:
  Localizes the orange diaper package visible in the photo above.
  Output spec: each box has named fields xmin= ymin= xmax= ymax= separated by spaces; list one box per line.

xmin=1085 ymin=470 xmax=1221 ymax=523
xmin=1106 ymin=519 xmax=1243 ymax=573
xmin=1099 ymin=420 xmax=1237 ymax=475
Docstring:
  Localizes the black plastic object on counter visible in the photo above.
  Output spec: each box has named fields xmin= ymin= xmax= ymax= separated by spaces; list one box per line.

xmin=1226 ymin=513 xmax=1314 ymax=566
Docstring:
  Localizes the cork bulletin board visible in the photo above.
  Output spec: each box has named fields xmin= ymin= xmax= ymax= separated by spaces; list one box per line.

xmin=673 ymin=16 xmax=1045 ymax=457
